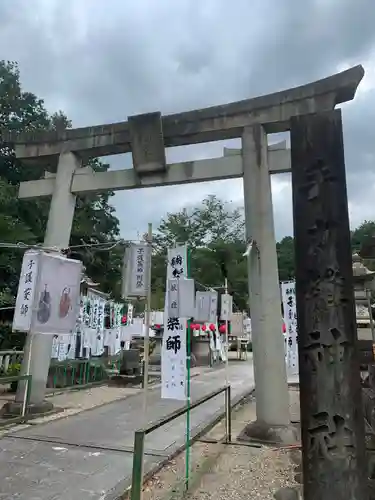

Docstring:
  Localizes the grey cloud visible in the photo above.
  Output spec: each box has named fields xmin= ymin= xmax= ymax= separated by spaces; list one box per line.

xmin=0 ymin=0 xmax=375 ymax=241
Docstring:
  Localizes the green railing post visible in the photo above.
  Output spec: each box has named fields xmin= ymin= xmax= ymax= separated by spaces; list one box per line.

xmin=84 ymin=361 xmax=89 ymax=384
xmin=224 ymin=386 xmax=228 ymax=443
xmin=72 ymin=365 xmax=76 ymax=386
xmin=227 ymin=385 xmax=232 ymax=443
xmin=131 ymin=430 xmax=145 ymax=500
xmin=79 ymin=362 xmax=83 ymax=385
xmin=25 ymin=375 xmax=32 ymax=415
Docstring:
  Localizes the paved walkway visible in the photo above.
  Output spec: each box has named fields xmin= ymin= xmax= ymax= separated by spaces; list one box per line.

xmin=0 ymin=359 xmax=254 ymax=500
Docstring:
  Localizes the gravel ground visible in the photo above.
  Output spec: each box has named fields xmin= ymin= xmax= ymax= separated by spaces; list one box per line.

xmin=140 ymin=388 xmax=301 ymax=500
xmin=189 ymin=444 xmax=297 ymax=500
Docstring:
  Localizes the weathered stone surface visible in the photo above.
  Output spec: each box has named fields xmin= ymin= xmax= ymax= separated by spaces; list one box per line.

xmin=291 ymin=110 xmax=368 ymax=500
xmin=274 ymin=486 xmax=300 ymax=500
xmin=128 ymin=112 xmax=167 ymax=174
xmin=9 ymin=66 xmax=364 ymax=163
xmin=289 ymin=449 xmax=302 ymax=465
xmin=119 ymin=348 xmax=141 ymax=375
xmin=294 ymin=472 xmax=303 ymax=484
xmin=239 ymin=419 xmax=298 ymax=445
xmin=2 ymin=399 xmax=54 ymax=417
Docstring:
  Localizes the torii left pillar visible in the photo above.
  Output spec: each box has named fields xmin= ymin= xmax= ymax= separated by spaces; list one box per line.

xmin=6 ymin=152 xmax=81 ymax=414
xmin=241 ymin=125 xmax=296 ymax=443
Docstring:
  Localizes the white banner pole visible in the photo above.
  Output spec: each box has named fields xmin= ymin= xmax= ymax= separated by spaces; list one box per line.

xmin=142 ymin=223 xmax=153 ymax=419
xmin=224 ymin=279 xmax=229 ymax=386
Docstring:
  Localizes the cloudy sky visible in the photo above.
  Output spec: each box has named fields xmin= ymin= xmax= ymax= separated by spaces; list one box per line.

xmin=1 ymin=0 xmax=375 ymax=242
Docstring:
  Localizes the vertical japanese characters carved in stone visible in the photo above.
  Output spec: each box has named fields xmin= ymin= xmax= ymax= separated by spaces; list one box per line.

xmin=290 ymin=110 xmax=368 ymax=500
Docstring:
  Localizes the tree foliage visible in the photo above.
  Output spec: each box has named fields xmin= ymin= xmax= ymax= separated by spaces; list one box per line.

xmin=0 ymin=60 xmax=122 ymax=347
xmin=276 ymin=236 xmax=295 ymax=282
xmin=151 ymin=196 xmax=247 ymax=310
xmin=150 ymin=196 xmax=298 ymax=311
xmin=150 ymin=198 xmax=375 ymax=312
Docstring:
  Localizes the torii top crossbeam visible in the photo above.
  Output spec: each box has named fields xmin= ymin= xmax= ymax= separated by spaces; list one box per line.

xmin=5 ymin=65 xmax=364 ymax=166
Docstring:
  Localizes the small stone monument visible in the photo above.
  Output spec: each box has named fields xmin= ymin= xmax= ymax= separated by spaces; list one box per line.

xmin=353 ymin=253 xmax=375 ymax=369
xmin=353 ymin=253 xmax=375 ymax=327
xmin=119 ymin=349 xmax=141 ymax=376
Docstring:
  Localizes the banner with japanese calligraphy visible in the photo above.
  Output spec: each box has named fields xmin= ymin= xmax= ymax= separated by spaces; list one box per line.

xmin=127 ymin=303 xmax=134 ymax=325
xmin=281 ymin=280 xmax=299 ymax=376
xmin=167 ymin=278 xmax=195 ymax=319
xmin=161 ymin=244 xmax=188 ymax=400
xmin=220 ymin=294 xmax=233 ymax=321
xmin=230 ymin=312 xmax=244 ymax=337
xmin=122 ymin=243 xmax=151 ymax=298
xmin=51 ymin=293 xmax=124 ymax=360
xmin=13 ymin=250 xmax=82 ymax=335
xmin=195 ymin=291 xmax=218 ymax=323
xmin=13 ymin=250 xmax=40 ymax=332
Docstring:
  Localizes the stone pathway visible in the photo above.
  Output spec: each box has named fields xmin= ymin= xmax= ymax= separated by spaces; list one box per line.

xmin=0 ymin=359 xmax=254 ymax=499
xmin=0 ymin=364 xmax=216 ymax=430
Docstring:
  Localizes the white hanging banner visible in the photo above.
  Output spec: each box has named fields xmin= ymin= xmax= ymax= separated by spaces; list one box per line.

xmin=162 ymin=244 xmax=188 ymax=400
xmin=194 ymin=291 xmax=218 ymax=323
xmin=220 ymin=293 xmax=233 ymax=321
xmin=230 ymin=312 xmax=244 ymax=336
xmin=127 ymin=303 xmax=134 ymax=324
xmin=162 ymin=317 xmax=187 ymax=400
xmin=13 ymin=250 xmax=82 ymax=335
xmin=151 ymin=310 xmax=164 ymax=325
xmin=13 ymin=250 xmax=40 ymax=332
xmin=167 ymin=245 xmax=188 ymax=280
xmin=281 ymin=281 xmax=299 ymax=376
xmin=167 ymin=279 xmax=179 ymax=319
xmin=122 ymin=243 xmax=151 ymax=298
xmin=167 ymin=278 xmax=195 ymax=319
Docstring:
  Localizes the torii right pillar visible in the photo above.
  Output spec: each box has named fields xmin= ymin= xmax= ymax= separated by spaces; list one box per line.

xmin=291 ymin=109 xmax=367 ymax=499
xmin=242 ymin=124 xmax=295 ymax=443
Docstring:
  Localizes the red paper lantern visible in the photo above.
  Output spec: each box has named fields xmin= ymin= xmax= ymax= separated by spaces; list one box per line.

xmin=209 ymin=323 xmax=216 ymax=331
xmin=201 ymin=324 xmax=207 ymax=332
xmin=219 ymin=324 xmax=226 ymax=334
xmin=121 ymin=315 xmax=127 ymax=324
xmin=194 ymin=324 xmax=200 ymax=331
xmin=190 ymin=323 xmax=196 ymax=330
xmin=155 ymin=324 xmax=161 ymax=329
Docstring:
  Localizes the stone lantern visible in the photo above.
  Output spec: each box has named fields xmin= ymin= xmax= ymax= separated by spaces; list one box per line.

xmin=352 ymin=253 xmax=375 ymax=341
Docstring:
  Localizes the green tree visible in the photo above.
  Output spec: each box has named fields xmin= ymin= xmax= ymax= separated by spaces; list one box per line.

xmin=351 ymin=220 xmax=375 ymax=271
xmin=0 ymin=179 xmax=35 ymax=306
xmin=277 ymin=236 xmax=295 ymax=281
xmin=0 ymin=60 xmax=123 ymax=348
xmin=153 ymin=195 xmax=248 ymax=311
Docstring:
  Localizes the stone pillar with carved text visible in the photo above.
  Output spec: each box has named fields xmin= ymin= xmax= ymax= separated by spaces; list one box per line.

xmin=290 ymin=110 xmax=368 ymax=499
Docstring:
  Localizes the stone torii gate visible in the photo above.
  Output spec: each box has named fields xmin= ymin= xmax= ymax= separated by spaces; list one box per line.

xmin=7 ymin=66 xmax=363 ymax=446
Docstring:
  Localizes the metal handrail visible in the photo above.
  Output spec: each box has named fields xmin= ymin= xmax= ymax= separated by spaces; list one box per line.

xmin=130 ymin=384 xmax=231 ymax=500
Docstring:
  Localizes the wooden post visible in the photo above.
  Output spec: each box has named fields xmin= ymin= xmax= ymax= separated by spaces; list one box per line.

xmin=290 ymin=109 xmax=368 ymax=500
